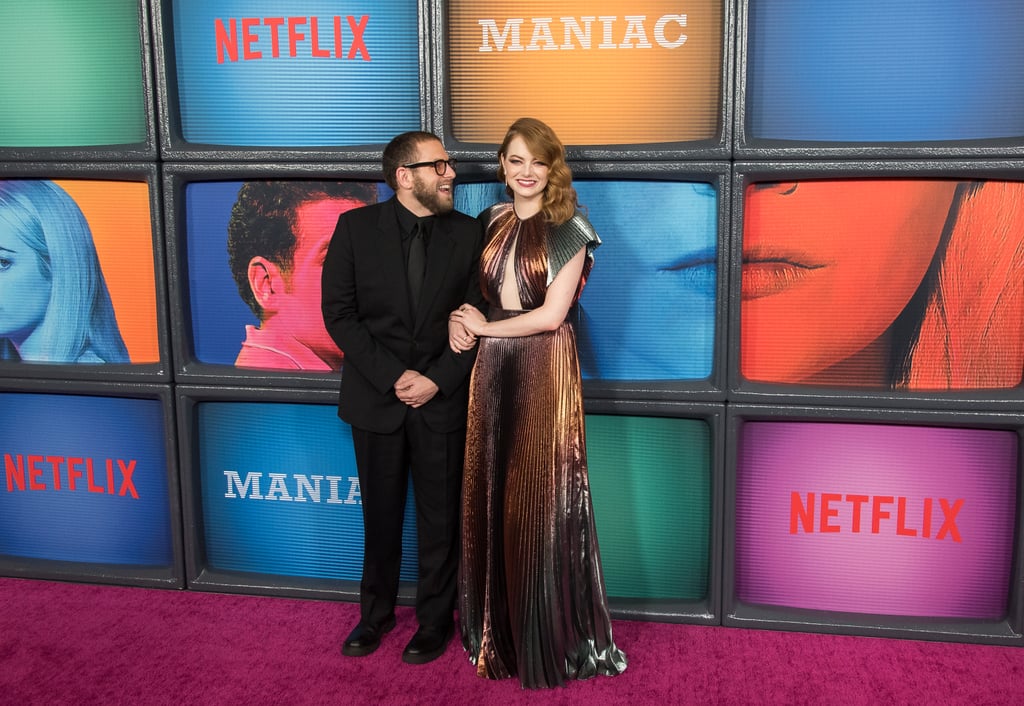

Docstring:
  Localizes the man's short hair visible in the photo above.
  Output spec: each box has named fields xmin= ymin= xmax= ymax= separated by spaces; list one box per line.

xmin=227 ymin=181 xmax=375 ymax=319
xmin=382 ymin=131 xmax=443 ymax=190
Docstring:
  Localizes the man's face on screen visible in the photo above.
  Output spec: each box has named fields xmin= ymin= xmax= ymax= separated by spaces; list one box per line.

xmin=275 ymin=197 xmax=365 ymax=364
xmin=740 ymin=179 xmax=958 ymax=383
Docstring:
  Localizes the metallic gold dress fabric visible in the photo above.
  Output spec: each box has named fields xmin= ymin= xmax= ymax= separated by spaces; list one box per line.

xmin=459 ymin=204 xmax=627 ymax=689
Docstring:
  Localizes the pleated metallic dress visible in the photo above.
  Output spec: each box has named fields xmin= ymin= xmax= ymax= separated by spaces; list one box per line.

xmin=459 ymin=203 xmax=627 ymax=689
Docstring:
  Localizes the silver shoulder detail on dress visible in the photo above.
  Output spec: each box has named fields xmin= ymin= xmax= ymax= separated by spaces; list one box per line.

xmin=546 ymin=211 xmax=600 ymax=285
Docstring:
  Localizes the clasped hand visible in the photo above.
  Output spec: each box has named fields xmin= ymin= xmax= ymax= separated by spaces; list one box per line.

xmin=448 ymin=303 xmax=484 ymax=353
xmin=395 ymin=370 xmax=438 ymax=408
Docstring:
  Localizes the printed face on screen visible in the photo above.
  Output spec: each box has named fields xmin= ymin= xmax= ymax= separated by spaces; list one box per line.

xmin=189 ymin=180 xmax=381 ymax=370
xmin=741 ymin=180 xmax=958 ymax=386
xmin=0 ymin=224 xmax=50 ymax=350
xmin=235 ymin=193 xmax=370 ymax=371
xmin=447 ymin=1 xmax=723 ymax=145
xmin=576 ymin=181 xmax=717 ymax=381
xmin=0 ymin=179 xmax=155 ymax=365
xmin=275 ymin=198 xmax=361 ymax=365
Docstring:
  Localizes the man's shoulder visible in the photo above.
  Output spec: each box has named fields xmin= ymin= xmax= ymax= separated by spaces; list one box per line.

xmin=439 ymin=208 xmax=484 ymax=234
xmin=339 ymin=199 xmax=388 ymax=223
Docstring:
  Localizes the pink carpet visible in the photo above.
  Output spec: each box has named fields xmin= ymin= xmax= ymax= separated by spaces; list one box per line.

xmin=1 ymin=577 xmax=1020 ymax=705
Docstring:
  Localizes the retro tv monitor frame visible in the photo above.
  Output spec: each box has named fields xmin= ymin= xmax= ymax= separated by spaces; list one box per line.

xmin=727 ymin=159 xmax=1024 ymax=411
xmin=164 ymin=162 xmax=389 ymax=388
xmin=432 ymin=1 xmax=735 ymax=161
xmin=583 ymin=397 xmax=724 ymax=623
xmin=0 ymin=378 xmax=184 ymax=589
xmin=452 ymin=160 xmax=731 ymax=402
xmin=0 ymin=0 xmax=158 ymax=162
xmin=177 ymin=385 xmax=399 ymax=601
xmin=0 ymin=162 xmax=171 ymax=383
xmin=733 ymin=0 xmax=1024 ymax=160
xmin=152 ymin=0 xmax=431 ymax=162
xmin=722 ymin=403 xmax=1023 ymax=646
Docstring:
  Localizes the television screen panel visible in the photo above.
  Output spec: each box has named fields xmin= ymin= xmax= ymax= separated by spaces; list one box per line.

xmin=445 ymin=0 xmax=728 ymax=156
xmin=733 ymin=168 xmax=1024 ymax=401
xmin=185 ymin=396 xmax=418 ymax=592
xmin=732 ymin=417 xmax=1018 ymax=624
xmin=739 ymin=0 xmax=1024 ymax=156
xmin=183 ymin=178 xmax=388 ymax=372
xmin=0 ymin=1 xmax=155 ymax=159
xmin=0 ymin=385 xmax=180 ymax=587
xmin=585 ymin=406 xmax=719 ymax=620
xmin=158 ymin=0 xmax=421 ymax=157
xmin=0 ymin=171 xmax=165 ymax=381
xmin=454 ymin=164 xmax=728 ymax=397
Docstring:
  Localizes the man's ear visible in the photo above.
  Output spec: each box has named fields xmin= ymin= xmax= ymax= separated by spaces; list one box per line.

xmin=394 ymin=165 xmax=414 ymax=191
xmin=247 ymin=256 xmax=286 ymax=315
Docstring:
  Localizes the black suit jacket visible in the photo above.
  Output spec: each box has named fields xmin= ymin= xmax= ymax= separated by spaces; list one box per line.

xmin=322 ymin=197 xmax=485 ymax=434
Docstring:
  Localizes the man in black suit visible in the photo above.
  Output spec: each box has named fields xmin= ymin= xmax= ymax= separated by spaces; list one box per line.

xmin=321 ymin=131 xmax=484 ymax=664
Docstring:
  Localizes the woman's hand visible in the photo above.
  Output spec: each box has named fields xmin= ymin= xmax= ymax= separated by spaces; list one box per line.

xmin=450 ymin=303 xmax=487 ymax=337
xmin=448 ymin=307 xmax=479 ymax=352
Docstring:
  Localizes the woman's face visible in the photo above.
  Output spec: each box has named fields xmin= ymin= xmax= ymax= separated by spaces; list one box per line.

xmin=741 ymin=179 xmax=958 ymax=383
xmin=0 ymin=222 xmax=51 ymax=347
xmin=499 ymin=136 xmax=550 ymax=207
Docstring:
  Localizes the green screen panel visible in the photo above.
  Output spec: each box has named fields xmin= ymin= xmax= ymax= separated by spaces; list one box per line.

xmin=587 ymin=414 xmax=711 ymax=601
xmin=0 ymin=2 xmax=147 ymax=147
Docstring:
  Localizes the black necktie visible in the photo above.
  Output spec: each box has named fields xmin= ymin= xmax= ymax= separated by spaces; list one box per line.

xmin=407 ymin=219 xmax=427 ymax=308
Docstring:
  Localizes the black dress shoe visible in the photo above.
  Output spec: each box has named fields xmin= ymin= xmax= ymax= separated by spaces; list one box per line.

xmin=341 ymin=615 xmax=396 ymax=657
xmin=401 ymin=624 xmax=453 ymax=665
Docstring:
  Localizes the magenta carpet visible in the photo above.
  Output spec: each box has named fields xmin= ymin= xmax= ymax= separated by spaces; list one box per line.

xmin=1 ymin=577 xmax=1020 ymax=705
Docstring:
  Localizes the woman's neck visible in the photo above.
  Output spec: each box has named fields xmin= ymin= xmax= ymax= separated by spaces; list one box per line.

xmin=512 ymin=195 xmax=542 ymax=220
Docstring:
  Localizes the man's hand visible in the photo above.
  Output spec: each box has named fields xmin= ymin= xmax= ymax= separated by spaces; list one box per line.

xmin=395 ymin=370 xmax=439 ymax=408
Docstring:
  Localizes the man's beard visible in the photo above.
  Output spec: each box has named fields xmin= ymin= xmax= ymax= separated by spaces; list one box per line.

xmin=411 ymin=174 xmax=454 ymax=215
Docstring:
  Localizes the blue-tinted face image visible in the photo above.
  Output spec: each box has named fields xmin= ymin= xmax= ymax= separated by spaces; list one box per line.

xmin=455 ymin=180 xmax=718 ymax=381
xmin=575 ymin=181 xmax=717 ymax=381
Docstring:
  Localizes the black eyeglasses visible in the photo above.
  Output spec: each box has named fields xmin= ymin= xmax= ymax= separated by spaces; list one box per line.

xmin=402 ymin=158 xmax=457 ymax=176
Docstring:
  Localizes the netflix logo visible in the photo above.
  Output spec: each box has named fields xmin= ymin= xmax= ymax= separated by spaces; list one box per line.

xmin=5 ymin=453 xmax=139 ymax=498
xmin=214 ymin=15 xmax=372 ymax=63
xmin=789 ymin=492 xmax=963 ymax=542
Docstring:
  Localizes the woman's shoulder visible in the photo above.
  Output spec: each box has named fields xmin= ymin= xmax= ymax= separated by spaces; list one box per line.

xmin=551 ymin=210 xmax=601 ymax=251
